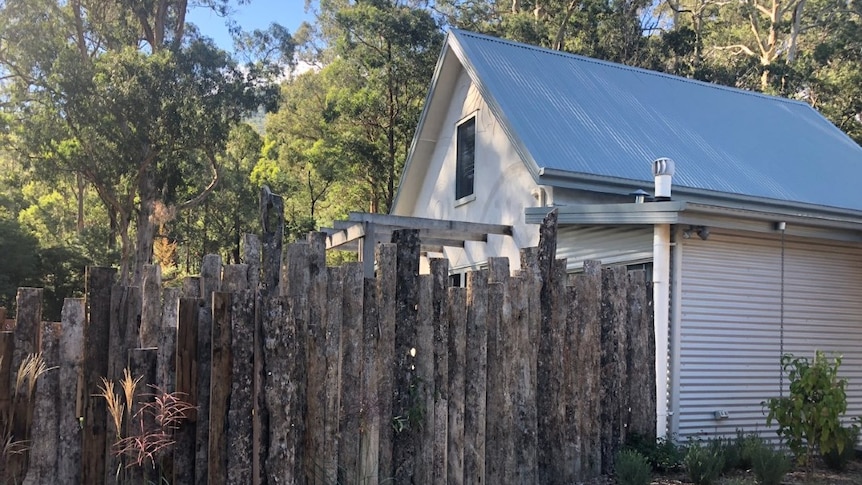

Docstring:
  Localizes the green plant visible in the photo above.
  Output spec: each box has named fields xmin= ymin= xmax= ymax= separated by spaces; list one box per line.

xmin=735 ymin=431 xmax=766 ymax=470
xmin=707 ymin=436 xmax=739 ymax=473
xmin=615 ymin=449 xmax=652 ymax=485
xmin=750 ymin=445 xmax=791 ymax=485
xmin=625 ymin=433 xmax=685 ymax=472
xmin=765 ymin=351 xmax=856 ymax=468
xmin=684 ymin=440 xmax=725 ymax=485
xmin=822 ymin=424 xmax=859 ymax=471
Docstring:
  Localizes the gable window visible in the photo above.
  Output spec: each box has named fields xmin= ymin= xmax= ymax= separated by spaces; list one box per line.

xmin=455 ymin=117 xmax=476 ymax=200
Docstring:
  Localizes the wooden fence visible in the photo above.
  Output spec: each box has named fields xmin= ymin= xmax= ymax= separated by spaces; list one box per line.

xmin=0 ymin=210 xmax=656 ymax=484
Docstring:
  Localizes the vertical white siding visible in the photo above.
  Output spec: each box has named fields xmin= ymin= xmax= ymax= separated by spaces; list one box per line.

xmin=677 ymin=230 xmax=862 ymax=440
xmin=557 ymin=225 xmax=653 ymax=271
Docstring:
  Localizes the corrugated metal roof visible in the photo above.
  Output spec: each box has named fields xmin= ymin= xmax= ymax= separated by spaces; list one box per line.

xmin=448 ymin=29 xmax=862 ymax=213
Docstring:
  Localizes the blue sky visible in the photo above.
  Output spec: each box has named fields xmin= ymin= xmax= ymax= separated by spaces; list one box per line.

xmin=186 ymin=0 xmax=312 ymax=52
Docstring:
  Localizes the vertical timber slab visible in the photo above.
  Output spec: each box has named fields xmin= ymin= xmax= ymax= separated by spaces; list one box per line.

xmin=509 ymin=273 xmax=537 ymax=484
xmin=415 ymin=275 xmax=435 ymax=484
xmin=243 ymin=234 xmax=261 ymax=291
xmin=57 ymin=298 xmax=85 ymax=485
xmin=430 ymin=258 xmax=449 ymax=485
xmin=483 ymin=279 xmax=512 ymax=483
xmin=447 ymin=288 xmax=467 ymax=485
xmin=537 ymin=259 xmax=569 ymax=484
xmin=339 ymin=263 xmax=364 ymax=483
xmin=391 ymin=229 xmax=420 ymax=484
xmin=359 ymin=278 xmax=380 ymax=485
xmin=0 ymin=331 xmax=12 ymax=437
xmin=209 ymin=292 xmax=232 ymax=485
xmin=463 ymin=270 xmax=488 ymax=485
xmin=600 ymin=266 xmax=628 ymax=475
xmin=259 ymin=188 xmax=283 ymax=485
xmin=22 ymin=322 xmax=60 ymax=484
xmin=140 ymin=264 xmax=163 ymax=348
xmin=569 ymin=261 xmax=602 ymax=480
xmin=182 ymin=276 xmax=201 ymax=299
xmin=82 ymin=266 xmax=116 ymax=485
xmin=127 ymin=347 xmax=158 ymax=485
xmin=305 ymin=232 xmax=330 ymax=484
xmin=375 ymin=243 xmax=397 ymax=481
xmin=196 ymin=253 xmax=222 ymax=485
xmin=158 ymin=287 xmax=181 ymax=392
xmin=12 ymin=287 xmax=43 ymax=375
xmin=223 ymin=264 xmax=250 ymax=293
xmin=318 ymin=264 xmax=342 ymax=484
xmin=174 ymin=298 xmax=199 ymax=485
xmin=228 ymin=290 xmax=255 ymax=484
xmin=0 ymin=307 xmax=6 ymax=330
xmin=626 ymin=272 xmax=656 ymax=440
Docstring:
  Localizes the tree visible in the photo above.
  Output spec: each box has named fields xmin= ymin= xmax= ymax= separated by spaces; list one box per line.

xmin=0 ymin=0 xmax=286 ymax=283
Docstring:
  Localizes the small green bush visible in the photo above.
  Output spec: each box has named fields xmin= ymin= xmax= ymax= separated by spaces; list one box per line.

xmin=684 ymin=441 xmax=725 ymax=485
xmin=735 ymin=431 xmax=766 ymax=470
xmin=707 ymin=437 xmax=739 ymax=473
xmin=625 ymin=433 xmax=684 ymax=472
xmin=615 ymin=449 xmax=652 ymax=485
xmin=750 ymin=445 xmax=791 ymax=485
xmin=822 ymin=424 xmax=859 ymax=471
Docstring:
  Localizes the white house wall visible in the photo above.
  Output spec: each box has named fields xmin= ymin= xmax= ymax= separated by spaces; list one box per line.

xmin=395 ymin=68 xmax=541 ymax=271
xmin=676 ymin=229 xmax=862 ymax=440
xmin=557 ymin=225 xmax=653 ymax=271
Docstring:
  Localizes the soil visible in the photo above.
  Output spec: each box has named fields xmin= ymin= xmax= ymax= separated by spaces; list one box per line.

xmin=583 ymin=458 xmax=862 ymax=485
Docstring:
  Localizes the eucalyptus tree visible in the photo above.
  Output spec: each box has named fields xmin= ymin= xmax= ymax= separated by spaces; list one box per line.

xmin=0 ymin=0 xmax=285 ymax=283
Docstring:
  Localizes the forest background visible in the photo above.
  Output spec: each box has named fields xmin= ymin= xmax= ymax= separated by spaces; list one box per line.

xmin=0 ymin=0 xmax=860 ymax=320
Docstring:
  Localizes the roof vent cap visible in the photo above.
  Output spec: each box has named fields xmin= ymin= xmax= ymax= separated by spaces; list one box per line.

xmin=652 ymin=157 xmax=675 ymax=200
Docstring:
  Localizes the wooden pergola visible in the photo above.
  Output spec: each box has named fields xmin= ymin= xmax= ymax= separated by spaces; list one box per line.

xmin=323 ymin=212 xmax=514 ymax=277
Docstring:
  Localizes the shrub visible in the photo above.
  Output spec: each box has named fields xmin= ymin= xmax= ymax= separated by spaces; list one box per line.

xmin=625 ymin=433 xmax=684 ymax=472
xmin=822 ymin=424 xmax=859 ymax=471
xmin=707 ymin=437 xmax=739 ymax=472
xmin=684 ymin=440 xmax=725 ymax=485
xmin=765 ymin=351 xmax=856 ymax=467
xmin=615 ymin=449 xmax=652 ymax=485
xmin=750 ymin=445 xmax=791 ymax=485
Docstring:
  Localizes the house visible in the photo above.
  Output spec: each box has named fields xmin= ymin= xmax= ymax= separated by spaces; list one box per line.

xmin=390 ymin=29 xmax=862 ymax=441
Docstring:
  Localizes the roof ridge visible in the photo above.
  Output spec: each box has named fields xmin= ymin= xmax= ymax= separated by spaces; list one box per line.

xmin=450 ymin=29 xmax=810 ymax=108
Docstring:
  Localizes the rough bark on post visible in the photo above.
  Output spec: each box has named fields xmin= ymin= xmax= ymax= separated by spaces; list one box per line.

xmin=600 ymin=266 xmax=628 ymax=475
xmin=510 ymin=272 xmax=537 ymax=484
xmin=21 ymin=322 xmax=60 ymax=485
xmin=464 ymin=270 xmax=488 ymax=485
xmin=259 ymin=187 xmax=283 ymax=485
xmin=223 ymin=264 xmax=250 ymax=293
xmin=82 ymin=267 xmax=116 ymax=485
xmin=376 ymin=243 xmax=397 ymax=480
xmin=0 ymin=330 xmax=12 ymax=439
xmin=430 ymin=258 xmax=449 ymax=485
xmin=209 ymin=292 xmax=233 ymax=485
xmin=158 ymin=288 xmax=180 ymax=392
xmin=339 ymin=263 xmax=364 ymax=483
xmin=447 ymin=288 xmax=467 ymax=485
xmin=359 ymin=278 xmax=380 ymax=485
xmin=538 ymin=259 xmax=568 ymax=484
xmin=391 ymin=229 xmax=420 ymax=483
xmin=626 ymin=272 xmax=656 ymax=440
xmin=483 ymin=279 xmax=512 ymax=483
xmin=228 ymin=289 xmax=255 ymax=484
xmin=415 ymin=275 xmax=435 ymax=484
xmin=196 ymin=253 xmax=222 ymax=485
xmin=0 ymin=307 xmax=6 ymax=330
xmin=182 ymin=276 xmax=201 ymax=298
xmin=12 ymin=287 xmax=42 ymax=377
xmin=126 ymin=348 xmax=158 ymax=485
xmin=141 ymin=264 xmax=162 ymax=348
xmin=569 ymin=261 xmax=602 ymax=479
xmin=304 ymin=232 xmax=331 ymax=485
xmin=57 ymin=298 xmax=85 ymax=485
xmin=243 ymin=233 xmax=261 ymax=291
xmin=174 ymin=298 xmax=199 ymax=485
xmin=319 ymin=263 xmax=342 ymax=484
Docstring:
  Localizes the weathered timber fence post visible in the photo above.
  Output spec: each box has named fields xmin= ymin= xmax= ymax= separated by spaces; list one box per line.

xmin=174 ymin=297 xmax=199 ymax=484
xmin=127 ymin=347 xmax=158 ymax=485
xmin=513 ymin=251 xmax=538 ymax=483
xmin=9 ymin=287 xmax=44 ymax=480
xmin=626 ymin=271 xmax=656 ymax=440
xmin=391 ymin=229 xmax=420 ymax=483
xmin=209 ymin=291 xmax=232 ymax=485
xmin=600 ymin=266 xmax=629 ymax=474
xmin=359 ymin=276 xmax=380 ymax=485
xmin=338 ymin=262 xmax=364 ymax=484
xmin=228 ymin=288 xmax=255 ymax=484
xmin=141 ymin=264 xmax=162 ymax=348
xmin=463 ymin=270 xmax=488 ymax=485
xmin=58 ymin=298 xmax=85 ymax=484
xmin=82 ymin=267 xmax=116 ymax=485
xmin=484 ymin=257 xmax=513 ymax=483
xmin=195 ymin=253 xmax=222 ymax=485
xmin=431 ymin=258 xmax=449 ymax=485
xmin=447 ymin=286 xmax=467 ymax=485
xmin=376 ymin=243 xmax=397 ymax=481
xmin=21 ymin=321 xmax=60 ymax=484
xmin=415 ymin=273 xmax=435 ymax=484
xmin=319 ymin=260 xmax=342 ymax=484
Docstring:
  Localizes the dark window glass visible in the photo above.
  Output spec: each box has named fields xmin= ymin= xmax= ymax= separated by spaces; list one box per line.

xmin=456 ymin=117 xmax=476 ymax=200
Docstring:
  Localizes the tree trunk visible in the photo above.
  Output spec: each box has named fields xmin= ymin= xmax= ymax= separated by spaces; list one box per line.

xmin=76 ymin=173 xmax=85 ymax=233
xmin=133 ymin=166 xmax=157 ymax=285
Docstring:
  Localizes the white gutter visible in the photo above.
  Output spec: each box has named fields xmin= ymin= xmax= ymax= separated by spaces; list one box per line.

xmin=652 ymin=158 xmax=675 ymax=437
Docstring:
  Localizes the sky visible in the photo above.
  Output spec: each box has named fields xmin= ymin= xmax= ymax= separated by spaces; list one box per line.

xmin=186 ymin=0 xmax=313 ymax=52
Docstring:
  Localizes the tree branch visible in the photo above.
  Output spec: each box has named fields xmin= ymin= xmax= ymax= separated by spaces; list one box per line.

xmin=175 ymin=148 xmax=220 ymax=212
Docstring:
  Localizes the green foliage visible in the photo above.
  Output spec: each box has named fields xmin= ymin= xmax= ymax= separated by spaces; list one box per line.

xmin=822 ymin=424 xmax=859 ymax=471
xmin=750 ymin=444 xmax=792 ymax=485
xmin=614 ymin=449 xmax=652 ymax=485
xmin=0 ymin=217 xmax=40 ymax=312
xmin=706 ymin=436 xmax=739 ymax=473
xmin=625 ymin=433 xmax=685 ymax=473
xmin=765 ymin=351 xmax=856 ymax=467
xmin=684 ymin=440 xmax=725 ymax=485
xmin=734 ymin=431 xmax=767 ymax=471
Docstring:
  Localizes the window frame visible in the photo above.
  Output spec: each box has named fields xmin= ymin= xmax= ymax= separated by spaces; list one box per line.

xmin=455 ymin=115 xmax=476 ymax=202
